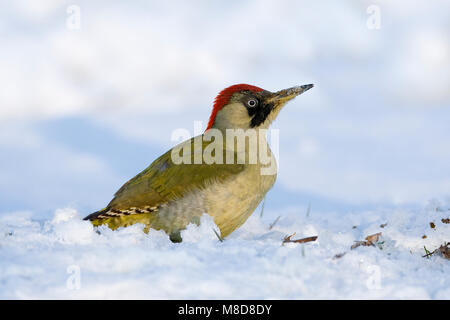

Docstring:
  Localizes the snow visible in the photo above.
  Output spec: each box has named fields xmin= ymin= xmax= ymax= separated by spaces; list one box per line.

xmin=1 ymin=200 xmax=449 ymax=299
xmin=0 ymin=0 xmax=449 ymax=300
xmin=1 ymin=0 xmax=450 ymax=213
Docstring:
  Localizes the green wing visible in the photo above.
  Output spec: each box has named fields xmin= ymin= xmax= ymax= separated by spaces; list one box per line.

xmin=86 ymin=135 xmax=245 ymax=219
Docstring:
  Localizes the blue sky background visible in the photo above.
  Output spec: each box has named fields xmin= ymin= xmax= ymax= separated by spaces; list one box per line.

xmin=1 ymin=0 xmax=449 ymax=219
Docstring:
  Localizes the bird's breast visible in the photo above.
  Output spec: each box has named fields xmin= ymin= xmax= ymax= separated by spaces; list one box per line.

xmin=202 ymin=160 xmax=277 ymax=237
xmin=153 ymin=142 xmax=277 ymax=239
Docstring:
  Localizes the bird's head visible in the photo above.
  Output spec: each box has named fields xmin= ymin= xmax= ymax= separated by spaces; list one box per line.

xmin=206 ymin=83 xmax=313 ymax=131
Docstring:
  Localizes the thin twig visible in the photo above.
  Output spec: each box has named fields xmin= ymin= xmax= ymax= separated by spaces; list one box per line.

xmin=259 ymin=196 xmax=266 ymax=218
xmin=422 ymin=246 xmax=436 ymax=258
xmin=213 ymin=228 xmax=223 ymax=242
xmin=305 ymin=202 xmax=311 ymax=218
xmin=422 ymin=242 xmax=450 ymax=259
xmin=282 ymin=232 xmax=318 ymax=245
xmin=269 ymin=215 xmax=281 ymax=230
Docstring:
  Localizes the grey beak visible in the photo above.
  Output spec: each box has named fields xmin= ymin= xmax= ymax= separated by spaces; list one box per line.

xmin=268 ymin=84 xmax=314 ymax=104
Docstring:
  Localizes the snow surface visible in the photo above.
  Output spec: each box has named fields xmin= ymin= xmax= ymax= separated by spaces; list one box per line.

xmin=1 ymin=200 xmax=449 ymax=299
xmin=1 ymin=0 xmax=449 ymax=300
xmin=2 ymin=0 xmax=450 ymax=214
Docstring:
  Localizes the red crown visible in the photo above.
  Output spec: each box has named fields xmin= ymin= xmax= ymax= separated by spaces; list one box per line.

xmin=206 ymin=84 xmax=264 ymax=131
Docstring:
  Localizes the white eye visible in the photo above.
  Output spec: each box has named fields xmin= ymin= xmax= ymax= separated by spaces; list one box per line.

xmin=247 ymin=99 xmax=258 ymax=107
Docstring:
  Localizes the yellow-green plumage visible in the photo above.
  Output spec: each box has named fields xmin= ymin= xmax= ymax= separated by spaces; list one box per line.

xmin=85 ymin=137 xmax=262 ymax=241
xmin=85 ymin=83 xmax=313 ymax=242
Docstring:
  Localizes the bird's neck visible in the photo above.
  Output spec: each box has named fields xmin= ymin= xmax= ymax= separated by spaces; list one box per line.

xmin=211 ymin=102 xmax=252 ymax=131
xmin=202 ymin=126 xmax=272 ymax=166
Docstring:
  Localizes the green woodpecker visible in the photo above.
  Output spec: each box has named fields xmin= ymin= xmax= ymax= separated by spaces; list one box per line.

xmin=84 ymin=84 xmax=313 ymax=241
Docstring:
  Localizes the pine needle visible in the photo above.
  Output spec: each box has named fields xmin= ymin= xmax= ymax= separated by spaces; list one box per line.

xmin=213 ymin=228 xmax=223 ymax=242
xmin=269 ymin=215 xmax=281 ymax=230
xmin=259 ymin=196 xmax=266 ymax=218
xmin=306 ymin=202 xmax=311 ymax=218
xmin=423 ymin=246 xmax=435 ymax=258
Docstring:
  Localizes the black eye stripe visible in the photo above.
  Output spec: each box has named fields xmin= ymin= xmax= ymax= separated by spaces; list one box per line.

xmin=240 ymin=94 xmax=273 ymax=127
xmin=249 ymin=102 xmax=273 ymax=128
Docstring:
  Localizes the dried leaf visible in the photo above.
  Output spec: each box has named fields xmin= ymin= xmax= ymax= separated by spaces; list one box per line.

xmin=365 ymin=232 xmax=382 ymax=244
xmin=430 ymin=222 xmax=436 ymax=229
xmin=438 ymin=243 xmax=450 ymax=259
xmin=441 ymin=218 xmax=450 ymax=224
xmin=351 ymin=232 xmax=382 ymax=249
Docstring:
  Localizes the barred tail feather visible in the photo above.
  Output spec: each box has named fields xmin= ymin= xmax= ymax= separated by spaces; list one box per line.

xmin=83 ymin=208 xmax=109 ymax=221
xmin=83 ymin=205 xmax=160 ymax=221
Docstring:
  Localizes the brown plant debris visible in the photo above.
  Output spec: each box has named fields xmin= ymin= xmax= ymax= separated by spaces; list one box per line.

xmin=439 ymin=243 xmax=450 ymax=259
xmin=441 ymin=218 xmax=450 ymax=224
xmin=422 ymin=235 xmax=427 ymax=239
xmin=366 ymin=232 xmax=382 ymax=243
xmin=351 ymin=232 xmax=382 ymax=250
xmin=380 ymin=223 xmax=388 ymax=228
xmin=212 ymin=228 xmax=223 ymax=242
xmin=423 ymin=246 xmax=434 ymax=258
xmin=333 ymin=252 xmax=346 ymax=260
xmin=422 ymin=242 xmax=450 ymax=259
xmin=282 ymin=232 xmax=318 ymax=245
xmin=430 ymin=222 xmax=436 ymax=229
